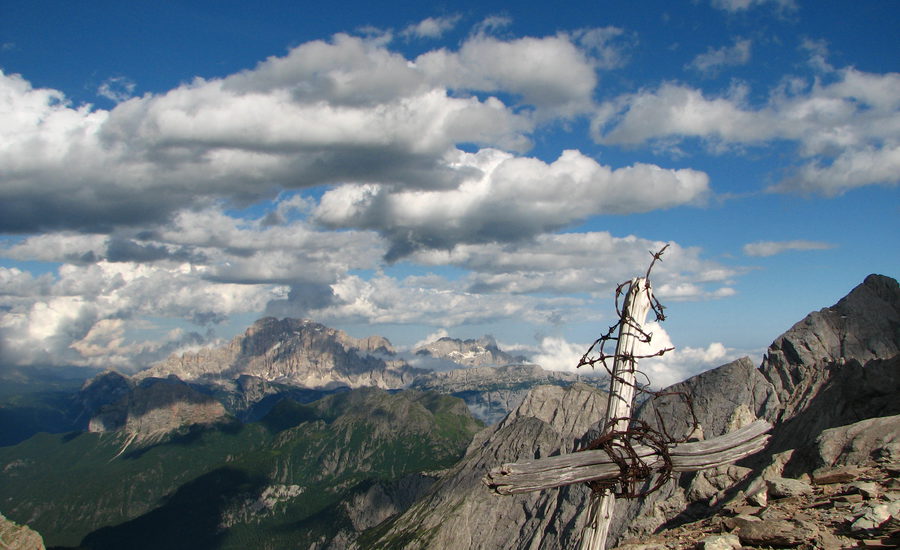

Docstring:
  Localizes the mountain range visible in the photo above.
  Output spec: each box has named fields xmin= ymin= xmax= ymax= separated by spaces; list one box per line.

xmin=0 ymin=273 xmax=897 ymax=549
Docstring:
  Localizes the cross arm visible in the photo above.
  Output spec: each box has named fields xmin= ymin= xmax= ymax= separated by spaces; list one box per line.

xmin=484 ymin=419 xmax=772 ymax=495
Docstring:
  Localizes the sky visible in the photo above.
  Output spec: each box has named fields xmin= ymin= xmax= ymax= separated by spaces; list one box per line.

xmin=1 ymin=0 xmax=898 ymax=387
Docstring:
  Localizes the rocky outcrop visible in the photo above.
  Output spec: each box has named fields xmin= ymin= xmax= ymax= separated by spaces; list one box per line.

xmin=606 ymin=276 xmax=900 ymax=544
xmin=413 ymin=336 xmax=526 ymax=368
xmin=88 ymin=376 xmax=229 ymax=438
xmin=140 ymin=318 xmax=428 ymax=390
xmin=0 ymin=512 xmax=45 ymax=550
xmin=358 ymin=383 xmax=606 ymax=549
xmin=411 ymin=364 xmax=592 ymax=425
xmin=760 ymin=273 xmax=900 ymax=419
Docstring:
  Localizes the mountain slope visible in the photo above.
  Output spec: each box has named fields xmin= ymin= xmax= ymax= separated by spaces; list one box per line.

xmin=0 ymin=388 xmax=482 ymax=549
xmin=358 ymin=383 xmax=607 ymax=549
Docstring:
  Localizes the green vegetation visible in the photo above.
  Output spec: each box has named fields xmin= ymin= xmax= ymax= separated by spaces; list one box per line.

xmin=0 ymin=388 xmax=482 ymax=549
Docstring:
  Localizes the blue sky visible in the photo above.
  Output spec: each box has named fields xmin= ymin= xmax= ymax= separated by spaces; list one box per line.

xmin=1 ymin=0 xmax=898 ymax=386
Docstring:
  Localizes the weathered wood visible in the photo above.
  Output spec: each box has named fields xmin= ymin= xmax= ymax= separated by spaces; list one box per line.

xmin=485 ymin=420 xmax=771 ymax=494
xmin=580 ymin=278 xmax=652 ymax=550
xmin=491 ymin=419 xmax=771 ymax=475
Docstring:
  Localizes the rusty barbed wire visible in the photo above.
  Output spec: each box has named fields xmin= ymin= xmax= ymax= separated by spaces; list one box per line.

xmin=575 ymin=244 xmax=700 ymax=499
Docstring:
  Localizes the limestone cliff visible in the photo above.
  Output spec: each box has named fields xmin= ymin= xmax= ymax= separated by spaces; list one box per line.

xmin=139 ymin=318 xmax=427 ymax=389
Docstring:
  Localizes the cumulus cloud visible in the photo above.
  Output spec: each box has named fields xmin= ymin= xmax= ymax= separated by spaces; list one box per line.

xmin=401 ymin=15 xmax=461 ymax=39
xmin=305 ymin=273 xmax=583 ymax=328
xmin=0 ymin=23 xmax=643 ymax=235
xmin=593 ymin=64 xmax=900 ymax=195
xmin=687 ymin=38 xmax=752 ymax=74
xmin=742 ymin=239 xmax=835 ymax=257
xmin=0 ymin=260 xmax=287 ymax=367
xmin=530 ymin=336 xmax=588 ymax=373
xmin=315 ymin=148 xmax=709 ymax=259
xmin=532 ymin=323 xmax=744 ymax=389
xmin=416 ymin=29 xmax=612 ymax=118
xmin=412 ymin=232 xmax=737 ymax=300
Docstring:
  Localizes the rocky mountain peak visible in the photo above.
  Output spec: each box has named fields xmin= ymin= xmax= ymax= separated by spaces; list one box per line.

xmin=414 ymin=334 xmax=525 ymax=368
xmin=763 ymin=273 xmax=899 ymax=373
xmin=139 ymin=317 xmax=423 ymax=389
xmin=760 ymin=273 xmax=900 ymax=420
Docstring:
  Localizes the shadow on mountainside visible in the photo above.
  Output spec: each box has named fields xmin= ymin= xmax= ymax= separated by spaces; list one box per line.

xmin=119 ymin=419 xmax=244 ymax=460
xmin=51 ymin=467 xmax=267 ymax=550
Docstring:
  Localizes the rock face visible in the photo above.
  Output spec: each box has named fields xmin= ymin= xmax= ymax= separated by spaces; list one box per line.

xmin=411 ymin=364 xmax=593 ymax=425
xmin=88 ymin=376 xmax=229 ymax=438
xmin=413 ymin=335 xmax=526 ymax=368
xmin=0 ymin=512 xmax=45 ymax=550
xmin=358 ymin=383 xmax=606 ymax=549
xmin=760 ymin=273 xmax=900 ymax=420
xmin=140 ymin=318 xmax=428 ymax=389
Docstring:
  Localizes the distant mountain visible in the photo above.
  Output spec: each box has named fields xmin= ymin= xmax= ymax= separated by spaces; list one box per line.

xmin=140 ymin=317 xmax=428 ymax=389
xmin=412 ymin=363 xmax=599 ymax=425
xmin=0 ymin=388 xmax=482 ymax=549
xmin=413 ymin=335 xmax=526 ymax=368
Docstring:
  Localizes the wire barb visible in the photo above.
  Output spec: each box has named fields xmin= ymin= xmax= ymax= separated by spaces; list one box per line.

xmin=575 ymin=243 xmax=699 ymax=498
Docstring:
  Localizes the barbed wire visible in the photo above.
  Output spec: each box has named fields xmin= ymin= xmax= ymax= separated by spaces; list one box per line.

xmin=575 ymin=244 xmax=699 ymax=498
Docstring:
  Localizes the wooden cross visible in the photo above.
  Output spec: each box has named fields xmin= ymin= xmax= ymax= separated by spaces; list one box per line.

xmin=484 ymin=277 xmax=771 ymax=550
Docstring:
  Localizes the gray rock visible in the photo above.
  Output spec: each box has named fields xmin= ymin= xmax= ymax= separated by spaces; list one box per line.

xmin=697 ymin=534 xmax=740 ymax=550
xmin=762 ymin=274 xmax=900 ymax=396
xmin=814 ymin=414 xmax=900 ymax=468
xmin=88 ymin=376 xmax=229 ymax=439
xmin=760 ymin=274 xmax=900 ymax=424
xmin=736 ymin=518 xmax=818 ymax=546
xmin=849 ymin=501 xmax=899 ymax=532
xmin=766 ymin=477 xmax=813 ymax=498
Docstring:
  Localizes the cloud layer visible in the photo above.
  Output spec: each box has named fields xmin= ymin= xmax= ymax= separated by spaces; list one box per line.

xmin=1 ymin=11 xmax=895 ymax=375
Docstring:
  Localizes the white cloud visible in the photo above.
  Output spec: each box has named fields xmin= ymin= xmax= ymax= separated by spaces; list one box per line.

xmin=593 ymin=64 xmax=900 ymax=195
xmin=710 ymin=0 xmax=797 ymax=12
xmin=411 ymin=328 xmax=450 ymax=350
xmin=97 ymin=76 xmax=136 ymax=103
xmin=308 ymin=273 xmax=582 ymax=328
xmin=688 ymin=38 xmax=752 ymax=74
xmin=742 ymin=239 xmax=836 ymax=257
xmin=530 ymin=323 xmax=743 ymax=389
xmin=416 ymin=31 xmax=602 ymax=118
xmin=0 ymin=261 xmax=287 ymax=367
xmin=531 ymin=336 xmax=587 ymax=373
xmin=402 ymin=15 xmax=461 ymax=39
xmin=411 ymin=232 xmax=737 ymax=301
xmin=315 ymin=148 xmax=709 ymax=258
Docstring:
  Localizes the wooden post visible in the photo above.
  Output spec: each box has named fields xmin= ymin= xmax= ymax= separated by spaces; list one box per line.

xmin=579 ymin=277 xmax=652 ymax=550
